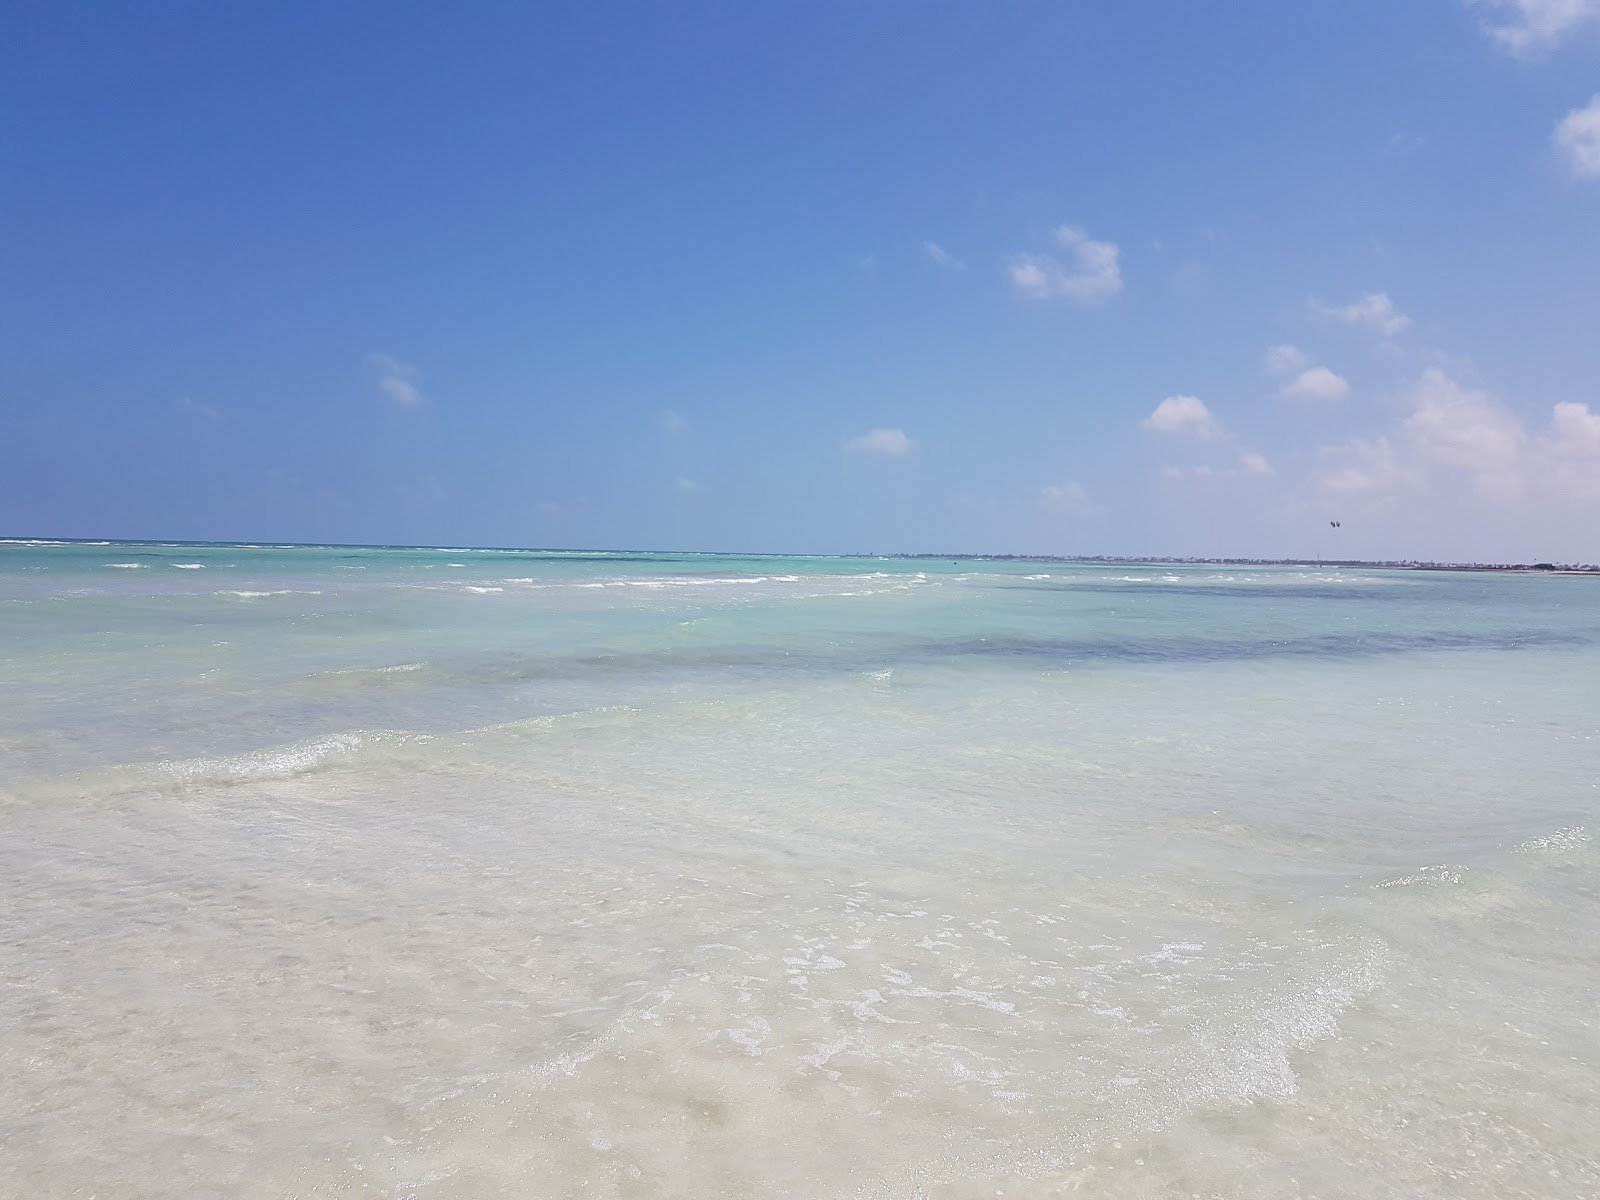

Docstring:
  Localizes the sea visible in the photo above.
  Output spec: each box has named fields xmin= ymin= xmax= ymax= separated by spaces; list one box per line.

xmin=1 ymin=539 xmax=1596 ymax=1199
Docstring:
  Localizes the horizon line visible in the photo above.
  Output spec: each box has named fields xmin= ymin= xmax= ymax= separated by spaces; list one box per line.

xmin=2 ymin=535 xmax=1596 ymax=573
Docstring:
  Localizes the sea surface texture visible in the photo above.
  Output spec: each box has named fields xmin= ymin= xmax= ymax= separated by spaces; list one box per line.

xmin=2 ymin=541 xmax=1597 ymax=1198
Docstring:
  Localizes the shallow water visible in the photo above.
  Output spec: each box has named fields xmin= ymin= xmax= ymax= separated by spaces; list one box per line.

xmin=2 ymin=541 xmax=1597 ymax=1197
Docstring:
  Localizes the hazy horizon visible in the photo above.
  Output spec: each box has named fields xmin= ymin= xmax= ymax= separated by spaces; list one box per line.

xmin=5 ymin=532 xmax=1597 ymax=568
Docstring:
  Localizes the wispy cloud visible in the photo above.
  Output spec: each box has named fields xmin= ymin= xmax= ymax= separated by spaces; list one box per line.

xmin=1313 ymin=292 xmax=1410 ymax=337
xmin=844 ymin=427 xmax=913 ymax=455
xmin=923 ymin=241 xmax=964 ymax=269
xmin=1402 ymin=368 xmax=1528 ymax=497
xmin=177 ymin=396 xmax=219 ymax=420
xmin=661 ymin=409 xmax=688 ymax=433
xmin=1009 ymin=226 xmax=1122 ymax=303
xmin=674 ymin=476 xmax=699 ymax=492
xmin=1040 ymin=481 xmax=1093 ymax=513
xmin=1282 ymin=366 xmax=1351 ymax=401
xmin=1555 ymin=95 xmax=1600 ymax=177
xmin=369 ymin=354 xmax=426 ymax=407
xmin=1142 ymin=395 xmax=1217 ymax=438
xmin=1163 ymin=453 xmax=1274 ymax=481
xmin=1263 ymin=344 xmax=1311 ymax=374
xmin=1320 ymin=436 xmax=1415 ymax=495
xmin=1472 ymin=0 xmax=1600 ymax=55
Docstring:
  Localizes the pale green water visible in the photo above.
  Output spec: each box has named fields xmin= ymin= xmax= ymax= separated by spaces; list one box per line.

xmin=2 ymin=540 xmax=1597 ymax=1197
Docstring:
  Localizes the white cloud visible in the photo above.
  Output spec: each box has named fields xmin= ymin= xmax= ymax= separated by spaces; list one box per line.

xmin=674 ymin=476 xmax=699 ymax=492
xmin=1555 ymin=95 xmax=1600 ymax=177
xmin=661 ymin=409 xmax=688 ymax=433
xmin=1403 ymin=368 xmax=1528 ymax=497
xmin=1264 ymin=344 xmax=1311 ymax=374
xmin=1040 ymin=481 xmax=1093 ymax=513
xmin=1282 ymin=366 xmax=1351 ymax=401
xmin=370 ymin=354 xmax=426 ymax=407
xmin=844 ymin=427 xmax=913 ymax=455
xmin=1162 ymin=454 xmax=1274 ymax=481
xmin=1544 ymin=401 xmax=1600 ymax=498
xmin=1267 ymin=345 xmax=1349 ymax=400
xmin=178 ymin=396 xmax=218 ymax=420
xmin=1314 ymin=292 xmax=1410 ymax=337
xmin=1473 ymin=0 xmax=1600 ymax=55
xmin=1142 ymin=394 xmax=1217 ymax=438
xmin=1320 ymin=436 xmax=1416 ymax=495
xmin=923 ymin=241 xmax=964 ymax=269
xmin=1317 ymin=367 xmax=1600 ymax=502
xmin=1009 ymin=225 xmax=1122 ymax=302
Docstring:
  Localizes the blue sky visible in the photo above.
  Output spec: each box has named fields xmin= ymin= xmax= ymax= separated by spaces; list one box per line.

xmin=3 ymin=1 xmax=1598 ymax=560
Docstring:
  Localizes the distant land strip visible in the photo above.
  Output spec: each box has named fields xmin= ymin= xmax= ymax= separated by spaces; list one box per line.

xmin=886 ymin=556 xmax=1600 ymax=574
xmin=3 ymin=538 xmax=1596 ymax=573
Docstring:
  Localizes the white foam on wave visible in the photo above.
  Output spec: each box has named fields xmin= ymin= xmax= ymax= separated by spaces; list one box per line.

xmin=318 ymin=662 xmax=426 ymax=678
xmin=463 ymin=585 xmax=504 ymax=594
xmin=1514 ymin=826 xmax=1590 ymax=854
xmin=158 ymin=730 xmax=429 ymax=783
xmin=471 ymin=704 xmax=643 ymax=736
xmin=552 ymin=572 xmax=933 ymax=594
xmin=216 ymin=589 xmax=323 ymax=598
xmin=1090 ymin=569 xmax=1397 ymax=587
xmin=1374 ymin=864 xmax=1466 ymax=888
xmin=627 ymin=576 xmax=775 ymax=587
xmin=417 ymin=902 xmax=1388 ymax=1196
xmin=104 ymin=563 xmax=147 ymax=569
xmin=171 ymin=563 xmax=206 ymax=569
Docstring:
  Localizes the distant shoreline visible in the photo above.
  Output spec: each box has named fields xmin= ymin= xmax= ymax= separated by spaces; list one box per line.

xmin=3 ymin=537 xmax=1596 ymax=574
xmin=887 ymin=555 xmax=1600 ymax=575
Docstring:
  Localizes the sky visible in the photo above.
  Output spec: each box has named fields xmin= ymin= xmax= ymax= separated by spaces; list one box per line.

xmin=3 ymin=1 xmax=1599 ymax=561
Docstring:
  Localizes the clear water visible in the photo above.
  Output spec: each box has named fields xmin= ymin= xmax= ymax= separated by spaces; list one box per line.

xmin=2 ymin=540 xmax=1597 ymax=1198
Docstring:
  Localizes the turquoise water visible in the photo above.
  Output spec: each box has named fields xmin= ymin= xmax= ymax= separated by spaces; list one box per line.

xmin=2 ymin=540 xmax=1597 ymax=1196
